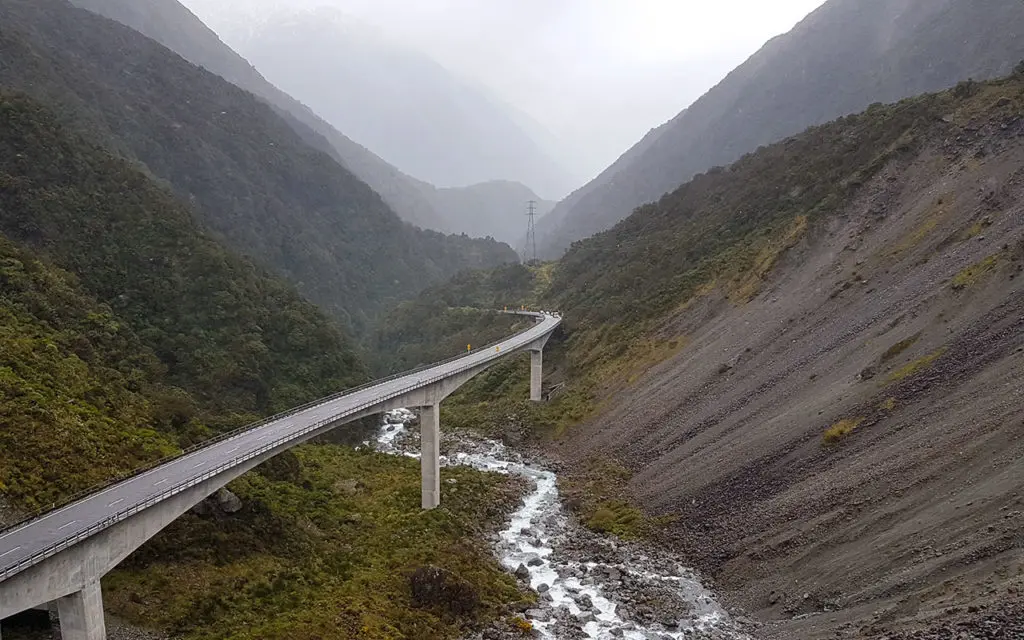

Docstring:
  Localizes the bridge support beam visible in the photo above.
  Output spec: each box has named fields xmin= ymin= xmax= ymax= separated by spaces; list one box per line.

xmin=530 ymin=348 xmax=544 ymax=402
xmin=56 ymin=581 xmax=104 ymax=640
xmin=420 ymin=403 xmax=441 ymax=509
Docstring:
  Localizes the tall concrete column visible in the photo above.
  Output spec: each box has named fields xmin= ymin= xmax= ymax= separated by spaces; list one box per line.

xmin=420 ymin=403 xmax=441 ymax=509
xmin=56 ymin=581 xmax=105 ymax=640
xmin=530 ymin=349 xmax=544 ymax=402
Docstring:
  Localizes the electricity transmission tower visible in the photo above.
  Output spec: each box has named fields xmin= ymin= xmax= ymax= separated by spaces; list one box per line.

xmin=525 ymin=200 xmax=537 ymax=263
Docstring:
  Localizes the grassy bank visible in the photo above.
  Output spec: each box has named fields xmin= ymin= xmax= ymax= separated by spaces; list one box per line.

xmin=104 ymin=445 xmax=532 ymax=640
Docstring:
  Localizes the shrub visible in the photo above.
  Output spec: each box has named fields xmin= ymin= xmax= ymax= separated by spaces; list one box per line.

xmin=823 ymin=418 xmax=864 ymax=446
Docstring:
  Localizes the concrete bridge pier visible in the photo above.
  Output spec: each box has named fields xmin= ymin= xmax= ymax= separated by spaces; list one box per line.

xmin=529 ymin=348 xmax=544 ymax=402
xmin=420 ymin=403 xmax=441 ymax=509
xmin=56 ymin=582 xmax=105 ymax=640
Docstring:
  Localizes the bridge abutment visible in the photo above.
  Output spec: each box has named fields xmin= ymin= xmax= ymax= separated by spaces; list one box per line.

xmin=55 ymin=582 xmax=104 ymax=640
xmin=420 ymin=403 xmax=441 ymax=509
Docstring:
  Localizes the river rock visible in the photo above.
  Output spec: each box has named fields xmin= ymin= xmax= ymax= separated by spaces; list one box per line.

xmin=514 ymin=564 xmax=530 ymax=580
xmin=526 ymin=608 xmax=550 ymax=622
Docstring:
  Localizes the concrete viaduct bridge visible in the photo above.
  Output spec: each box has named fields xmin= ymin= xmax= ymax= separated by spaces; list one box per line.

xmin=0 ymin=311 xmax=560 ymax=639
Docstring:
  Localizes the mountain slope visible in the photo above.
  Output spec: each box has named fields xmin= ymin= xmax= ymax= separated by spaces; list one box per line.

xmin=0 ymin=90 xmax=366 ymax=513
xmin=68 ymin=0 xmax=449 ymax=232
xmin=70 ymin=0 xmax=553 ymax=245
xmin=377 ymin=71 xmax=1024 ymax=635
xmin=0 ymin=0 xmax=517 ymax=333
xmin=237 ymin=8 xmax=575 ymax=199
xmin=546 ymin=75 xmax=1024 ymax=635
xmin=535 ymin=0 xmax=1024 ymax=257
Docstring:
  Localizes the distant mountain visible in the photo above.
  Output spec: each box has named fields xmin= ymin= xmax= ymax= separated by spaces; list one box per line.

xmin=68 ymin=0 xmax=447 ymax=231
xmin=535 ymin=0 xmax=1024 ymax=257
xmin=70 ymin=0 xmax=557 ymax=242
xmin=0 ymin=0 xmax=518 ymax=334
xmin=236 ymin=8 xmax=575 ymax=199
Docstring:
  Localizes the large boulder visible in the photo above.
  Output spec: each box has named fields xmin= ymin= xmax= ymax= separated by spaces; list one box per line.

xmin=409 ymin=565 xmax=480 ymax=617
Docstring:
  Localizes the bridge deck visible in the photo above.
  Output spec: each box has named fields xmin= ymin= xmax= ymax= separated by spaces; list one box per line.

xmin=0 ymin=312 xmax=559 ymax=583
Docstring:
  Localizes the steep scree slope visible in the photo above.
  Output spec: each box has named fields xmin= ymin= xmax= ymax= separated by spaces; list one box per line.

xmin=0 ymin=0 xmax=517 ymax=333
xmin=553 ymin=76 xmax=1024 ymax=636
xmin=536 ymin=0 xmax=1024 ymax=258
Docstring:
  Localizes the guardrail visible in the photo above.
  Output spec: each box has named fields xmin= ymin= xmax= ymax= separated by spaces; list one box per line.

xmin=0 ymin=311 xmax=558 ymax=582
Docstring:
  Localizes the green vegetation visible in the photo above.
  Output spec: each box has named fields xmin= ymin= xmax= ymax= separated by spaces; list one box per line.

xmin=0 ymin=92 xmax=366 ymax=423
xmin=0 ymin=238 xmax=179 ymax=509
xmin=952 ymin=253 xmax=1003 ymax=290
xmin=823 ymin=418 xmax=865 ymax=446
xmin=104 ymin=445 xmax=529 ymax=640
xmin=560 ymin=458 xmax=652 ymax=539
xmin=0 ymin=92 xmax=370 ymax=512
xmin=881 ymin=333 xmax=922 ymax=363
xmin=886 ymin=349 xmax=947 ymax=384
xmin=0 ymin=0 xmax=517 ymax=335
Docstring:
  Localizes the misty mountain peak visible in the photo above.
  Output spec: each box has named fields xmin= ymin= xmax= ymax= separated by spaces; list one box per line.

xmin=235 ymin=9 xmax=574 ymax=198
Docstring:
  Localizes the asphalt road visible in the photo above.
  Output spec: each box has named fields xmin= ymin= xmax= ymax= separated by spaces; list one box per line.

xmin=0 ymin=311 xmax=559 ymax=582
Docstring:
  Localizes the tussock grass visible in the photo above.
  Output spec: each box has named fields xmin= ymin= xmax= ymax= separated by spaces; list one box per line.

xmin=881 ymin=333 xmax=922 ymax=363
xmin=952 ymin=253 xmax=1002 ymax=290
xmin=886 ymin=349 xmax=947 ymax=383
xmin=823 ymin=418 xmax=865 ymax=445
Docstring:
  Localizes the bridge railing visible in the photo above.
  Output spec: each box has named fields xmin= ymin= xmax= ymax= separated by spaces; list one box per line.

xmin=0 ymin=311 xmax=554 ymax=538
xmin=0 ymin=312 xmax=558 ymax=582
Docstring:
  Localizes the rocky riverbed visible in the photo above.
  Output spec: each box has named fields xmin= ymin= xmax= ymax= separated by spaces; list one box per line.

xmin=375 ymin=410 xmax=759 ymax=640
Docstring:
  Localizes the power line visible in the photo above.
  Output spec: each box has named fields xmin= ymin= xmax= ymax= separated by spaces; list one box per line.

xmin=525 ymin=200 xmax=537 ymax=263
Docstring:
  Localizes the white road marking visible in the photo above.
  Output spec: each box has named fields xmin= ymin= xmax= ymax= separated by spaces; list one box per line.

xmin=0 ymin=546 xmax=22 ymax=558
xmin=107 ymin=498 xmax=124 ymax=508
xmin=226 ymin=446 xmax=239 ymax=454
xmin=191 ymin=462 xmax=205 ymax=469
xmin=58 ymin=521 xmax=78 ymax=531
xmin=154 ymin=478 xmax=169 ymax=486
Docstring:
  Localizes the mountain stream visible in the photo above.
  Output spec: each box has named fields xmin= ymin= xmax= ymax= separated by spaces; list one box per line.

xmin=373 ymin=409 xmax=754 ymax=640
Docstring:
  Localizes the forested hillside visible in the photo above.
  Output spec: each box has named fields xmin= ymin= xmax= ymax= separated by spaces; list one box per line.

xmin=535 ymin=0 xmax=1024 ymax=257
xmin=0 ymin=0 xmax=517 ymax=333
xmin=371 ymin=264 xmax=543 ymax=375
xmin=0 ymin=91 xmax=365 ymax=512
xmin=67 ymin=0 xmax=449 ymax=232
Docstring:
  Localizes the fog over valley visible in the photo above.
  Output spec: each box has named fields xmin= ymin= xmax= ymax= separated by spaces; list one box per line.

xmin=181 ymin=0 xmax=828 ymax=191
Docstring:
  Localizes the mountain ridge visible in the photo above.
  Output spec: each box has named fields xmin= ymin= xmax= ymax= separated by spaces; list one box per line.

xmin=535 ymin=0 xmax=1024 ymax=257
xmin=237 ymin=8 xmax=575 ymax=200
xmin=70 ymin=0 xmax=556 ymax=246
xmin=0 ymin=0 xmax=518 ymax=334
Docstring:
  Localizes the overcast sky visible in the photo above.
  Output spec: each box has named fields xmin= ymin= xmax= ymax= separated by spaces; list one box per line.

xmin=182 ymin=0 xmax=828 ymax=182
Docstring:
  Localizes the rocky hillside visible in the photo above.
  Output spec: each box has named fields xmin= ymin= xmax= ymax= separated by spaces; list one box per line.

xmin=549 ymin=74 xmax=1024 ymax=636
xmin=383 ymin=71 xmax=1024 ymax=636
xmin=535 ymin=0 xmax=1024 ymax=258
xmin=0 ymin=0 xmax=517 ymax=334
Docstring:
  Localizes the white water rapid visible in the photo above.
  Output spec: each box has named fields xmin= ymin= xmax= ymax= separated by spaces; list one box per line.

xmin=372 ymin=409 xmax=752 ymax=640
